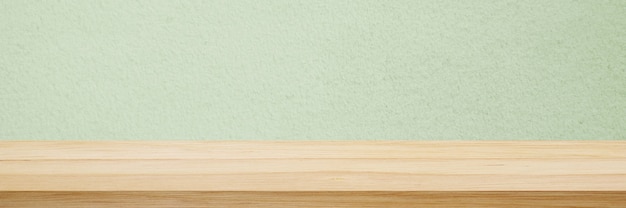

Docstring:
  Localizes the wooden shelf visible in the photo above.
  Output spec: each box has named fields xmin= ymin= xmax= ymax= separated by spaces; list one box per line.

xmin=1 ymin=141 xmax=625 ymax=207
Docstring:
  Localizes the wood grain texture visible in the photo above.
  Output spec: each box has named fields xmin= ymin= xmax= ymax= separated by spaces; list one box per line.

xmin=1 ymin=141 xmax=626 ymax=191
xmin=1 ymin=192 xmax=625 ymax=208
xmin=3 ymin=141 xmax=626 ymax=160
xmin=1 ymin=142 xmax=625 ymax=207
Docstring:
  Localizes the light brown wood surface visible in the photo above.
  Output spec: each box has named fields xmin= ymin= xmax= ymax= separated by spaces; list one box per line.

xmin=2 ymin=192 xmax=625 ymax=208
xmin=2 ymin=141 xmax=626 ymax=191
xmin=1 ymin=141 xmax=625 ymax=207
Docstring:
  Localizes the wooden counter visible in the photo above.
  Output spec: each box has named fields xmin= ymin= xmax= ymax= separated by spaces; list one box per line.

xmin=2 ymin=141 xmax=625 ymax=207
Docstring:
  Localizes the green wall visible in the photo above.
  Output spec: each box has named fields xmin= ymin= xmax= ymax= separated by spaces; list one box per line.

xmin=1 ymin=0 xmax=625 ymax=140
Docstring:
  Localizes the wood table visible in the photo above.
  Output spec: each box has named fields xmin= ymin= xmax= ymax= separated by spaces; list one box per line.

xmin=2 ymin=141 xmax=625 ymax=207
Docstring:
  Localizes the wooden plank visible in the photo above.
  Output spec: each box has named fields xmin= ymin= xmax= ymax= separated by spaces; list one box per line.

xmin=2 ymin=192 xmax=625 ymax=208
xmin=1 ymin=142 xmax=626 ymax=191
xmin=2 ymin=141 xmax=626 ymax=160
xmin=3 ymin=174 xmax=626 ymax=191
xmin=3 ymin=159 xmax=625 ymax=175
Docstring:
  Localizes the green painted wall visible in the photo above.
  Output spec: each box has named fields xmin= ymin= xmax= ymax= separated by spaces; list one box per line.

xmin=1 ymin=0 xmax=625 ymax=140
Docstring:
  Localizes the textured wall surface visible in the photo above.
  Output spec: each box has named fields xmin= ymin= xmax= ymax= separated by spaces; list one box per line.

xmin=1 ymin=0 xmax=625 ymax=140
